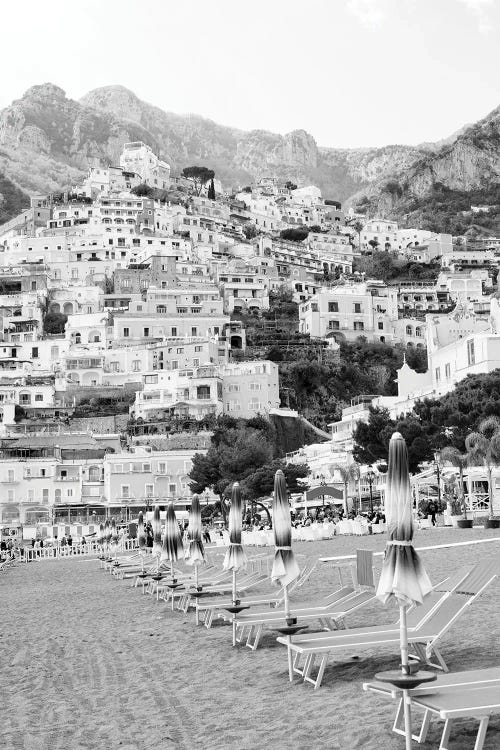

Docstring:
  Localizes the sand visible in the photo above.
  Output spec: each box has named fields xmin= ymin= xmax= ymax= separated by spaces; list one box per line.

xmin=1 ymin=527 xmax=500 ymax=750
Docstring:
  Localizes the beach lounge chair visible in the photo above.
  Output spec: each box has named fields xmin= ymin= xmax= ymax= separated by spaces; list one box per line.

xmin=276 ymin=558 xmax=499 ymax=689
xmin=363 ymin=666 xmax=500 ymax=750
xmin=197 ymin=559 xmax=319 ymax=628
xmin=224 ymin=550 xmax=377 ymax=650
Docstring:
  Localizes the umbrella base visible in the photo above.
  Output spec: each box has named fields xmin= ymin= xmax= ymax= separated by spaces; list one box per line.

xmin=224 ymin=605 xmax=250 ymax=614
xmin=273 ymin=625 xmax=309 ymax=636
xmin=375 ymin=670 xmax=437 ymax=690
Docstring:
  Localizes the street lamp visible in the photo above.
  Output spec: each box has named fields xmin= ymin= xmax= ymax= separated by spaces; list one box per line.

xmin=366 ymin=470 xmax=375 ymax=515
xmin=319 ymin=473 xmax=326 ymax=508
xmin=434 ymin=451 xmax=442 ymax=510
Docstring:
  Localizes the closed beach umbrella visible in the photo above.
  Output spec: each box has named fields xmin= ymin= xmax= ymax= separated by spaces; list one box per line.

xmin=376 ymin=432 xmax=433 ymax=749
xmin=185 ymin=495 xmax=206 ymax=568
xmin=104 ymin=519 xmax=111 ymax=549
xmin=185 ymin=495 xmax=207 ymax=622
xmin=152 ymin=506 xmax=162 ymax=557
xmin=161 ymin=502 xmax=184 ymax=564
xmin=223 ymin=482 xmax=247 ymax=645
xmin=161 ymin=502 xmax=184 ymax=607
xmin=137 ymin=511 xmax=147 ymax=551
xmin=272 ymin=469 xmax=301 ymax=680
xmin=110 ymin=519 xmax=119 ymax=554
xmin=98 ymin=523 xmax=104 ymax=551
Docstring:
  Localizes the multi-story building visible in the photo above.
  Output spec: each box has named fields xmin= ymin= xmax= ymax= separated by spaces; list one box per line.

xmin=222 ymin=361 xmax=280 ymax=418
xmin=132 ymin=366 xmax=223 ymax=421
xmin=299 ymin=281 xmax=398 ymax=343
xmin=119 ymin=142 xmax=170 ymax=189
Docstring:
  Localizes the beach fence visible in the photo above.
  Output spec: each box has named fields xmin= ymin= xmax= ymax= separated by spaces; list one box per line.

xmin=23 ymin=538 xmax=138 ymax=563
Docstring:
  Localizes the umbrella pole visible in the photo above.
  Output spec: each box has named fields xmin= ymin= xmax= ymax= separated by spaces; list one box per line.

xmin=232 ymin=569 xmax=237 ymax=647
xmin=400 ymin=604 xmax=413 ymax=750
xmin=284 ymin=585 xmax=294 ymax=682
xmin=171 ymin=560 xmax=175 ymax=611
xmin=195 ymin=565 xmax=200 ymax=625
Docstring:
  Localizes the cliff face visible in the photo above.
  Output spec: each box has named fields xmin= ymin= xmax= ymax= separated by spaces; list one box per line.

xmin=0 ymin=82 xmax=496 ymax=228
xmin=351 ymin=105 xmax=500 ymax=220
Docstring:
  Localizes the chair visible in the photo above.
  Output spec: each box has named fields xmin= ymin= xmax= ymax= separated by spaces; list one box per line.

xmin=363 ymin=667 xmax=500 ymax=750
xmin=197 ymin=559 xmax=319 ymax=628
xmin=226 ymin=550 xmax=376 ymax=650
xmin=276 ymin=558 xmax=499 ymax=689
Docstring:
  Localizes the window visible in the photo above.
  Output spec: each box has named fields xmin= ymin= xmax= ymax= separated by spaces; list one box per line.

xmin=132 ymin=361 xmax=141 ymax=372
xmin=176 ymin=348 xmax=184 ymax=354
xmin=406 ymin=325 xmax=413 ymax=335
xmin=171 ymin=327 xmax=177 ymax=337
xmin=191 ymin=327 xmax=198 ymax=337
xmin=195 ymin=345 xmax=202 ymax=352
xmin=121 ymin=485 xmax=130 ymax=499
xmin=143 ymin=328 xmax=150 ymax=337
xmin=354 ymin=303 xmax=362 ymax=313
xmin=32 ymin=347 xmax=39 ymax=359
xmin=144 ymin=374 xmax=158 ymax=384
xmin=435 ymin=367 xmax=441 ymax=382
xmin=7 ymin=469 xmax=14 ymax=482
xmin=171 ymin=361 xmax=178 ymax=370
xmin=42 ymin=489 xmax=49 ymax=502
xmin=328 ymin=302 xmax=339 ymax=312
xmin=169 ymin=484 xmax=177 ymax=496
xmin=145 ymin=484 xmax=154 ymax=497
xmin=193 ymin=358 xmax=199 ymax=367
xmin=328 ymin=320 xmax=340 ymax=330
xmin=123 ymin=328 xmax=130 ymax=338
xmin=35 ymin=394 xmax=43 ymax=402
xmin=445 ymin=363 xmax=451 ymax=379
xmin=467 ymin=340 xmax=475 ymax=366
xmin=378 ymin=322 xmax=384 ymax=330
xmin=353 ymin=321 xmax=364 ymax=331
xmin=158 ymin=462 xmax=166 ymax=474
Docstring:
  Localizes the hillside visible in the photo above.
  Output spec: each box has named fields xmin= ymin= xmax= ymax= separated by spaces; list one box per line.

xmin=0 ymin=83 xmax=432 ymax=216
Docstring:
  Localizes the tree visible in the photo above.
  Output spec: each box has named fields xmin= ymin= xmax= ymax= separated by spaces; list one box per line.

xmin=352 ymin=220 xmax=364 ymax=254
xmin=440 ymin=447 xmax=468 ymax=519
xmin=243 ymin=223 xmax=258 ymax=240
xmin=189 ymin=424 xmax=274 ymax=522
xmin=280 ymin=228 xmax=309 ymax=242
xmin=182 ymin=166 xmax=215 ymax=195
xmin=465 ymin=416 xmax=500 ymax=519
xmin=131 ymin=183 xmax=154 ymax=197
xmin=43 ymin=312 xmax=67 ymax=335
xmin=285 ymin=181 xmax=297 ymax=191
xmin=368 ymin=238 xmax=379 ymax=251
xmin=207 ymin=178 xmax=216 ymax=200
xmin=330 ymin=463 xmax=360 ymax=515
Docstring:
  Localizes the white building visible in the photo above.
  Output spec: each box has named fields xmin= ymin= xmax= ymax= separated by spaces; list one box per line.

xmin=120 ymin=142 xmax=170 ymax=189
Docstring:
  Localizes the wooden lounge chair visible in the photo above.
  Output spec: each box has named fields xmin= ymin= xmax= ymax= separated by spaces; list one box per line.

xmin=277 ymin=559 xmax=499 ymax=689
xmin=363 ymin=667 xmax=500 ymax=750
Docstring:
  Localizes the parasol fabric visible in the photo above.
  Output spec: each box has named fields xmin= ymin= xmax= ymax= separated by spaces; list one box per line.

xmin=98 ymin=523 xmax=104 ymax=547
xmin=271 ymin=470 xmax=300 ymax=587
xmin=161 ymin=502 xmax=184 ymax=562
xmin=104 ymin=520 xmax=111 ymax=545
xmin=376 ymin=433 xmax=433 ymax=607
xmin=152 ymin=506 xmax=162 ymax=557
xmin=223 ymin=482 xmax=247 ymax=572
xmin=137 ymin=511 xmax=147 ymax=551
xmin=185 ymin=495 xmax=206 ymax=566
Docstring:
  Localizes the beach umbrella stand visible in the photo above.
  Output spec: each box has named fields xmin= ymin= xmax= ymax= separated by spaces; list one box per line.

xmin=222 ymin=483 xmax=250 ymax=645
xmin=150 ymin=505 xmax=163 ymax=582
xmin=269 ymin=470 xmax=307 ymax=681
xmin=372 ymin=433 xmax=436 ymax=749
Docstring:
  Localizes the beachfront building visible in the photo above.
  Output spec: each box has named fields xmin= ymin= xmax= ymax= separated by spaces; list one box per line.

xmin=299 ymin=281 xmax=398 ymax=343
xmin=132 ymin=366 xmax=223 ymax=422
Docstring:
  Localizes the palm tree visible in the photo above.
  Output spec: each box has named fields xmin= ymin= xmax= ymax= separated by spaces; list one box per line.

xmin=465 ymin=416 xmax=500 ymax=519
xmin=330 ymin=462 xmax=361 ymax=515
xmin=439 ymin=447 xmax=468 ymax=520
xmin=352 ymin=220 xmax=364 ymax=254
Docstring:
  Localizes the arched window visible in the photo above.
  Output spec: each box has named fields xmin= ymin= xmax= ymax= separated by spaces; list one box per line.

xmin=406 ymin=325 xmax=413 ymax=335
xmin=415 ymin=327 xmax=422 ymax=337
xmin=88 ymin=466 xmax=101 ymax=481
xmin=74 ymin=332 xmax=81 ymax=344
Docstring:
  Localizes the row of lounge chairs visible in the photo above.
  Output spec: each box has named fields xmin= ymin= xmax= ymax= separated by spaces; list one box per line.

xmin=100 ymin=548 xmax=500 ymax=748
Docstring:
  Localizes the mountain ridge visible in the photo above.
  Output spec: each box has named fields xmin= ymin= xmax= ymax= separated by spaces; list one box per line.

xmin=0 ymin=82 xmax=497 ymax=232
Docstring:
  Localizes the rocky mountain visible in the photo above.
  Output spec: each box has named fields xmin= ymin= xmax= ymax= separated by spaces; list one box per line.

xmin=351 ymin=106 xmax=500 ymax=230
xmin=0 ymin=82 xmax=496 ymax=233
xmin=0 ymin=83 xmax=433 ymax=218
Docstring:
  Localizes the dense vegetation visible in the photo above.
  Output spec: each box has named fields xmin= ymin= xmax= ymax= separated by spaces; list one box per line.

xmin=0 ymin=172 xmax=30 ymax=225
xmin=353 ymin=370 xmax=500 ymax=472
xmin=353 ymin=251 xmax=441 ymax=282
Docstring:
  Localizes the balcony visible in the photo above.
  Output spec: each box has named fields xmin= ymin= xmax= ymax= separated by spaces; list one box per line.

xmin=54 ymin=475 xmax=80 ymax=482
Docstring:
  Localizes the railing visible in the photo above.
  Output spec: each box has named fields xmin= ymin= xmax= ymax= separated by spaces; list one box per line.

xmin=465 ymin=492 xmax=490 ymax=512
xmin=23 ymin=538 xmax=138 ymax=562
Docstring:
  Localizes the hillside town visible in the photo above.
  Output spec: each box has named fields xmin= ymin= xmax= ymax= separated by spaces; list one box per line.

xmin=1 ymin=139 xmax=499 ymax=545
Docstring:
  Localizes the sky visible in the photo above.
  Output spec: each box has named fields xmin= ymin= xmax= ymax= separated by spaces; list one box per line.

xmin=2 ymin=0 xmax=500 ymax=149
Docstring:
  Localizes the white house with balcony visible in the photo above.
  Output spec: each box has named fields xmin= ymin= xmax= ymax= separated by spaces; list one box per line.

xmin=222 ymin=361 xmax=280 ymax=418
xmin=132 ymin=366 xmax=223 ymax=422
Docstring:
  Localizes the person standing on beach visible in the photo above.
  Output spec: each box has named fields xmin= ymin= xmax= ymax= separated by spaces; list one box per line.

xmin=67 ymin=535 xmax=73 ymax=547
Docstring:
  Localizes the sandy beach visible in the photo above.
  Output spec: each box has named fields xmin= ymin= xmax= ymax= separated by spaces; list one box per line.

xmin=2 ymin=528 xmax=500 ymax=750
